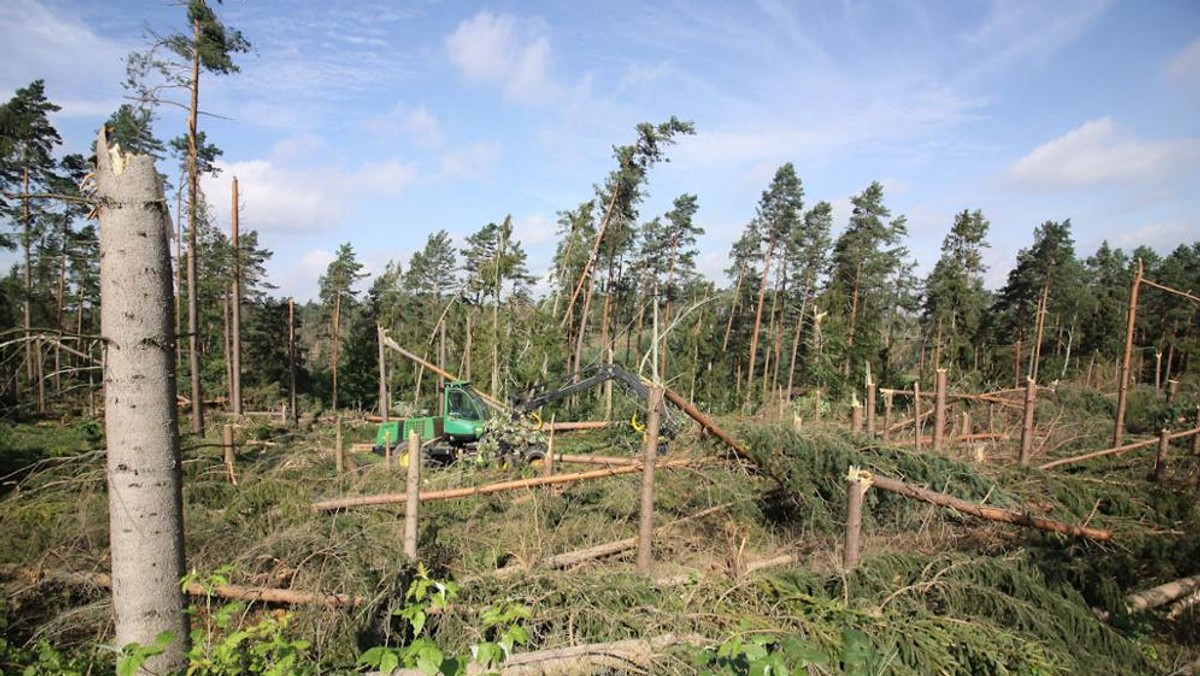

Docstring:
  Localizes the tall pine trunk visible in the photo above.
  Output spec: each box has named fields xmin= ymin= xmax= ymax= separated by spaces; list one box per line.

xmin=186 ymin=18 xmax=205 ymax=435
xmin=745 ymin=233 xmax=776 ymax=406
xmin=97 ymin=128 xmax=189 ymax=672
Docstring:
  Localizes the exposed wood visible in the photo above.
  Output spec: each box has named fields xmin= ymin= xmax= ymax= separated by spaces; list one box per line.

xmin=313 ymin=460 xmax=691 ymax=511
xmin=487 ymin=503 xmax=731 ymax=578
xmin=851 ymin=404 xmax=863 ymax=434
xmin=661 ymin=385 xmax=751 ymax=461
xmin=1019 ymin=377 xmax=1037 ymax=466
xmin=844 ymin=467 xmax=869 ymax=571
xmin=41 ymin=569 xmax=367 ymax=609
xmin=1114 ymin=259 xmax=1143 ymax=447
xmin=869 ymin=473 xmax=1111 ymax=540
xmin=380 ymin=334 xmax=505 ymax=411
xmin=377 ymin=325 xmax=388 ymax=422
xmin=865 ymin=375 xmax=877 ymax=436
xmin=1154 ymin=428 xmax=1170 ymax=484
xmin=222 ymin=424 xmax=237 ymax=485
xmin=637 ymin=385 xmax=664 ymax=575
xmin=933 ymin=369 xmax=947 ymax=451
xmin=1126 ymin=574 xmax=1200 ymax=614
xmin=378 ymin=633 xmax=707 ymax=676
xmin=230 ymin=177 xmax=242 ymax=416
xmin=554 ymin=453 xmax=640 ymax=466
xmin=403 ymin=430 xmax=420 ymax=559
xmin=1038 ymin=427 xmax=1200 ymax=470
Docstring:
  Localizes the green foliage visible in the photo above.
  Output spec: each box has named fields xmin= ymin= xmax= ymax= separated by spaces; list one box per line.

xmin=181 ymin=567 xmax=316 ymax=676
xmin=358 ymin=565 xmax=529 ymax=675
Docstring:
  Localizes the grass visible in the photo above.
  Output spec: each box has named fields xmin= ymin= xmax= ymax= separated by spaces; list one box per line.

xmin=0 ymin=391 xmax=1198 ymax=673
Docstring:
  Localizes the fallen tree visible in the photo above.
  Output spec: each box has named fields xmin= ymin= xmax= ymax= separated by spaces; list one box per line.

xmin=374 ymin=633 xmax=708 ymax=676
xmin=868 ymin=472 xmax=1112 ymax=541
xmin=313 ymin=460 xmax=692 ymax=512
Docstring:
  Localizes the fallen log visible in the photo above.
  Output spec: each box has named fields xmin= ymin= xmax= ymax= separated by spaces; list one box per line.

xmin=1037 ymin=432 xmax=1176 ymax=471
xmin=1126 ymin=573 xmax=1200 ymax=614
xmin=8 ymin=568 xmax=367 ymax=608
xmin=553 ymin=453 xmax=640 ymax=466
xmin=661 ymin=386 xmax=751 ymax=461
xmin=487 ymin=502 xmax=733 ymax=579
xmin=313 ymin=460 xmax=691 ymax=511
xmin=869 ymin=473 xmax=1111 ymax=541
xmin=545 ymin=421 xmax=614 ymax=432
xmin=376 ymin=633 xmax=708 ymax=676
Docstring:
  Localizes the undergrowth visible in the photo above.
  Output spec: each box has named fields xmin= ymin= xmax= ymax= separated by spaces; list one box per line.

xmin=0 ymin=412 xmax=1197 ymax=673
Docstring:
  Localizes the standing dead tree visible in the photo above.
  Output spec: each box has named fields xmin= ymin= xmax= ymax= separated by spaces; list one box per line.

xmin=96 ymin=127 xmax=189 ymax=672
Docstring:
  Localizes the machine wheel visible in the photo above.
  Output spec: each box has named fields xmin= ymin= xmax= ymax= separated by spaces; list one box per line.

xmin=525 ymin=446 xmax=548 ymax=469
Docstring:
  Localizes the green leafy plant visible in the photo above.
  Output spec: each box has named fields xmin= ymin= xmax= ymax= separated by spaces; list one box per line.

xmin=358 ymin=564 xmax=464 ymax=676
xmin=474 ymin=599 xmax=532 ymax=668
xmin=181 ymin=567 xmax=315 ymax=675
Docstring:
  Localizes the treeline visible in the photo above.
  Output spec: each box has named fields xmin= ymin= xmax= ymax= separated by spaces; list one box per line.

xmin=2 ymin=2 xmax=1197 ymax=426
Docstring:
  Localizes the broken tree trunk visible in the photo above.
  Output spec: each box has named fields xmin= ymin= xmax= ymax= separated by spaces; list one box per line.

xmin=403 ymin=430 xmax=420 ymax=559
xmin=1126 ymin=574 xmax=1200 ymax=614
xmin=378 ymin=634 xmax=707 ymax=676
xmin=1039 ymin=426 xmax=1200 ymax=470
xmin=97 ymin=128 xmax=189 ymax=671
xmin=844 ymin=467 xmax=870 ymax=571
xmin=312 ymin=460 xmax=690 ymax=511
xmin=1019 ymin=377 xmax=1037 ymax=466
xmin=661 ymin=386 xmax=751 ymax=461
xmin=868 ymin=473 xmax=1111 ymax=540
xmin=1114 ymin=259 xmax=1144 ymax=447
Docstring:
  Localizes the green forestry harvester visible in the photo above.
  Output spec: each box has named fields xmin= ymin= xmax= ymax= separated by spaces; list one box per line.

xmin=373 ymin=364 xmax=675 ymax=466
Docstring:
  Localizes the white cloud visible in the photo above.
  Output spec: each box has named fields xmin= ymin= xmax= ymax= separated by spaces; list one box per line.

xmin=955 ymin=0 xmax=1111 ymax=79
xmin=0 ymin=0 xmax=131 ymax=118
xmin=270 ymin=135 xmax=328 ymax=163
xmin=364 ymin=102 xmax=443 ymax=147
xmin=445 ymin=11 xmax=562 ymax=104
xmin=201 ymin=156 xmax=418 ymax=235
xmin=1167 ymin=37 xmax=1200 ymax=86
xmin=1097 ymin=220 xmax=1196 ymax=252
xmin=1006 ymin=118 xmax=1200 ymax=191
xmin=513 ymin=212 xmax=555 ymax=247
xmin=439 ymin=142 xmax=501 ymax=180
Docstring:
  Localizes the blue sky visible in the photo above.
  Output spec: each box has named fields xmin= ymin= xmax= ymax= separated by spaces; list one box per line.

xmin=3 ymin=0 xmax=1198 ymax=301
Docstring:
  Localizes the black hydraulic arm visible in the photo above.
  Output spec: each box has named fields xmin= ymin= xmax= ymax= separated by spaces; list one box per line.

xmin=514 ymin=364 xmax=675 ymax=437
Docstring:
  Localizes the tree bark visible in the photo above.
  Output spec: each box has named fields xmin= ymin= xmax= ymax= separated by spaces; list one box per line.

xmin=869 ymin=472 xmax=1111 ymax=540
xmin=187 ymin=18 xmax=205 ymax=435
xmin=403 ymin=430 xmax=421 ymax=559
xmin=97 ymin=128 xmax=189 ymax=671
xmin=230 ymin=177 xmax=242 ymax=415
xmin=745 ymin=233 xmax=776 ymax=405
xmin=313 ymin=460 xmax=690 ymax=511
xmin=1126 ymin=574 xmax=1200 ymax=614
xmin=1114 ymin=259 xmax=1143 ymax=447
xmin=637 ymin=385 xmax=664 ymax=575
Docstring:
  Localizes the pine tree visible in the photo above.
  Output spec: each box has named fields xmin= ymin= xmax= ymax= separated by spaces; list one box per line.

xmin=922 ymin=209 xmax=991 ymax=374
xmin=126 ymin=0 xmax=250 ymax=433
xmin=990 ymin=219 xmax=1085 ymax=383
xmin=824 ymin=181 xmax=912 ymax=386
xmin=319 ymin=243 xmax=366 ymax=409
xmin=0 ymin=80 xmax=65 ymax=411
xmin=746 ymin=164 xmax=804 ymax=407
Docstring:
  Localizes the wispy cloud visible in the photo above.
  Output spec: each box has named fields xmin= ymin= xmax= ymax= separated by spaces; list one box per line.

xmin=954 ymin=0 xmax=1111 ymax=80
xmin=0 ymin=0 xmax=131 ymax=118
xmin=1006 ymin=117 xmax=1200 ymax=191
xmin=200 ymin=156 xmax=417 ymax=235
xmin=439 ymin=142 xmax=501 ymax=180
xmin=445 ymin=11 xmax=563 ymax=105
xmin=364 ymin=101 xmax=443 ymax=147
xmin=1167 ymin=36 xmax=1200 ymax=87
